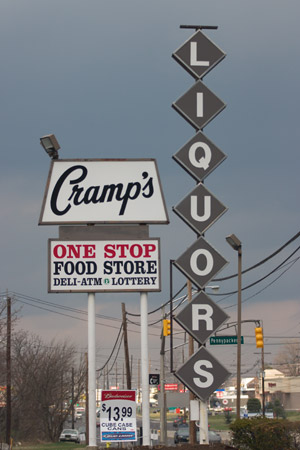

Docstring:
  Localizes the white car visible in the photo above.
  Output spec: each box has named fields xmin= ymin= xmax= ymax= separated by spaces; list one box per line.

xmin=59 ymin=428 xmax=80 ymax=443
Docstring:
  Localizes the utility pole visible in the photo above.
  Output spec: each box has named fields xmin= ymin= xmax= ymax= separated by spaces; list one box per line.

xmin=262 ymin=345 xmax=265 ymax=416
xmin=122 ymin=303 xmax=131 ymax=389
xmin=6 ymin=296 xmax=11 ymax=447
xmin=160 ymin=307 xmax=167 ymax=445
xmin=71 ymin=367 xmax=75 ymax=429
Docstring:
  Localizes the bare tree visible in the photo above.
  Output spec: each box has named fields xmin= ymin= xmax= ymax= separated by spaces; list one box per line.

xmin=12 ymin=331 xmax=86 ymax=442
xmin=274 ymin=340 xmax=300 ymax=376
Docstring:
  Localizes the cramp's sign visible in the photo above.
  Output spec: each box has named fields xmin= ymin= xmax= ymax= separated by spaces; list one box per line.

xmin=39 ymin=159 xmax=169 ymax=224
xmin=48 ymin=239 xmax=161 ymax=293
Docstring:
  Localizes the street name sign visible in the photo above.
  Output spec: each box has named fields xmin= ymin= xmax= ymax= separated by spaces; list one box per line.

xmin=39 ymin=159 xmax=169 ymax=225
xmin=100 ymin=390 xmax=137 ymax=442
xmin=173 ymin=183 xmax=227 ymax=235
xmin=210 ymin=336 xmax=244 ymax=345
xmin=174 ymin=291 xmax=229 ymax=345
xmin=172 ymin=29 xmax=226 ymax=80
xmin=175 ymin=346 xmax=230 ymax=402
xmin=48 ymin=238 xmax=160 ymax=293
xmin=172 ymin=79 xmax=226 ymax=130
xmin=174 ymin=236 xmax=228 ymax=289
xmin=172 ymin=131 xmax=227 ymax=182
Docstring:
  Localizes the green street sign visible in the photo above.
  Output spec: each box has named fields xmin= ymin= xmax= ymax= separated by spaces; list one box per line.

xmin=210 ymin=336 xmax=244 ymax=345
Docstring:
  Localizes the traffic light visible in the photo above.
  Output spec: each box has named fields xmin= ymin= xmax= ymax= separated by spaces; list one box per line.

xmin=255 ymin=327 xmax=264 ymax=348
xmin=163 ymin=319 xmax=171 ymax=336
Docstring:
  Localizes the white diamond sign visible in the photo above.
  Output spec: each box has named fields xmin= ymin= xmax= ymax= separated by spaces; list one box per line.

xmin=174 ymin=237 xmax=228 ymax=289
xmin=175 ymin=346 xmax=230 ymax=402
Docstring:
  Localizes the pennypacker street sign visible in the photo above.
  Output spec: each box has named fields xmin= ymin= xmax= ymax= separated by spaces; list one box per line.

xmin=39 ymin=159 xmax=169 ymax=225
xmin=48 ymin=239 xmax=161 ymax=293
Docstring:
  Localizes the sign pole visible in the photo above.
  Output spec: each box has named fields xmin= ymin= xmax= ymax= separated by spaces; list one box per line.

xmin=199 ymin=400 xmax=208 ymax=444
xmin=88 ymin=292 xmax=97 ymax=448
xmin=140 ymin=292 xmax=150 ymax=446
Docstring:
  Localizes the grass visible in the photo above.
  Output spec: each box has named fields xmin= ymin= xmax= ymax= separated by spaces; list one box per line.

xmin=12 ymin=444 xmax=86 ymax=450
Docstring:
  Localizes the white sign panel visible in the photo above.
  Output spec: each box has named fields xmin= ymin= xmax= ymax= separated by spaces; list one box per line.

xmin=48 ymin=239 xmax=160 ymax=293
xmin=39 ymin=159 xmax=169 ymax=225
xmin=100 ymin=390 xmax=137 ymax=443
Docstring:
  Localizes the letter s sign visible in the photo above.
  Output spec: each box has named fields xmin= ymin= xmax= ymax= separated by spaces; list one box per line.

xmin=193 ymin=360 xmax=214 ymax=388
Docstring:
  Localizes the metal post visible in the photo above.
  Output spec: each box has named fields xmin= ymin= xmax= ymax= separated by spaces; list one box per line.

xmin=88 ymin=292 xmax=97 ymax=448
xmin=236 ymin=247 xmax=242 ymax=419
xmin=187 ymin=280 xmax=196 ymax=445
xmin=199 ymin=400 xmax=209 ymax=444
xmin=140 ymin=292 xmax=150 ymax=446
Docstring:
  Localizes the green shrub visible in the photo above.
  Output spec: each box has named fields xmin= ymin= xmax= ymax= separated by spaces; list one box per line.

xmin=230 ymin=417 xmax=295 ymax=450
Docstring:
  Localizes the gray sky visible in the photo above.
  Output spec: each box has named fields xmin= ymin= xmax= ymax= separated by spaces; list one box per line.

xmin=1 ymin=0 xmax=300 ymax=380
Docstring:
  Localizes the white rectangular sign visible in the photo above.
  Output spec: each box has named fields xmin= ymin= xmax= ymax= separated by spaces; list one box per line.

xmin=39 ymin=159 xmax=169 ymax=224
xmin=48 ymin=239 xmax=160 ymax=292
xmin=100 ymin=390 xmax=137 ymax=443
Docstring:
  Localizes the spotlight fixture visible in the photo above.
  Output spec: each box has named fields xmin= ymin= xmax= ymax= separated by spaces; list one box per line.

xmin=40 ymin=134 xmax=60 ymax=159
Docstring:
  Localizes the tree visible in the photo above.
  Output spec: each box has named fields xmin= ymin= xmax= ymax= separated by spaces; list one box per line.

xmin=247 ymin=398 xmax=261 ymax=413
xmin=274 ymin=340 xmax=300 ymax=376
xmin=11 ymin=331 xmax=86 ymax=442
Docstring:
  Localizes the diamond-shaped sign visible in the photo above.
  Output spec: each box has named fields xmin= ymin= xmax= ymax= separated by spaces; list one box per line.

xmin=172 ymin=79 xmax=226 ymax=130
xmin=172 ymin=131 xmax=227 ymax=182
xmin=174 ymin=291 xmax=229 ymax=345
xmin=175 ymin=346 xmax=230 ymax=402
xmin=172 ymin=29 xmax=226 ymax=80
xmin=174 ymin=237 xmax=227 ymax=289
xmin=173 ymin=184 xmax=227 ymax=235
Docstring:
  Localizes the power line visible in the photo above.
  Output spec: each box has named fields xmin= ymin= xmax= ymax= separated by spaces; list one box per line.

xmin=214 ymin=230 xmax=300 ymax=281
xmin=223 ymin=256 xmax=299 ymax=310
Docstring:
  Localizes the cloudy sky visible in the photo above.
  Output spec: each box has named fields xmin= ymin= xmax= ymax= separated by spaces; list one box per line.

xmin=1 ymin=0 xmax=300 ymax=382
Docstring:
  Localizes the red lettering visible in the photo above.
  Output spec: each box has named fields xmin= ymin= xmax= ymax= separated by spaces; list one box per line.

xmin=103 ymin=242 xmax=157 ymax=258
xmin=83 ymin=244 xmax=96 ymax=258
xmin=116 ymin=244 xmax=129 ymax=258
xmin=53 ymin=245 xmax=66 ymax=259
xmin=67 ymin=245 xmax=81 ymax=258
xmin=130 ymin=244 xmax=143 ymax=258
xmin=104 ymin=244 xmax=116 ymax=258
xmin=144 ymin=244 xmax=156 ymax=257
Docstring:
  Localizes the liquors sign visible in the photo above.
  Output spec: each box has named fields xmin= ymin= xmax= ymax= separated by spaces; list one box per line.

xmin=48 ymin=239 xmax=161 ymax=293
xmin=39 ymin=159 xmax=169 ymax=224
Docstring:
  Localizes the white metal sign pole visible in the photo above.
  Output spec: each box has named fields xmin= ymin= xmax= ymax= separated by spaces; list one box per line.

xmin=140 ymin=292 xmax=150 ymax=446
xmin=199 ymin=400 xmax=209 ymax=444
xmin=88 ymin=292 xmax=97 ymax=448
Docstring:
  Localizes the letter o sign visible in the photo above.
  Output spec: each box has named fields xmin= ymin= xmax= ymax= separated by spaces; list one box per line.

xmin=190 ymin=249 xmax=213 ymax=276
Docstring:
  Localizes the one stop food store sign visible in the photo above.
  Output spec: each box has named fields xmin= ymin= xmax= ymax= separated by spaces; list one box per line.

xmin=48 ymin=239 xmax=160 ymax=293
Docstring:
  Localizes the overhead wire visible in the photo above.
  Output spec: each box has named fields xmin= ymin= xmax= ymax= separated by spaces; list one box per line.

xmin=97 ymin=324 xmax=123 ymax=372
xmin=214 ymin=230 xmax=300 ymax=281
xmin=223 ymin=256 xmax=299 ymax=310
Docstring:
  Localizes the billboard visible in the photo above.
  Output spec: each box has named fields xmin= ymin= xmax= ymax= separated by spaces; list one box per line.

xmin=100 ymin=390 xmax=137 ymax=443
xmin=48 ymin=239 xmax=160 ymax=293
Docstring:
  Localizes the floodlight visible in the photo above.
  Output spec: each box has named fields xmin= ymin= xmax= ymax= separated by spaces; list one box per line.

xmin=40 ymin=134 xmax=60 ymax=159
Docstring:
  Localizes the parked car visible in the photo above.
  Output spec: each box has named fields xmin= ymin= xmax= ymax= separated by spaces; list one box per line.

xmin=174 ymin=426 xmax=221 ymax=444
xmin=173 ymin=417 xmax=187 ymax=428
xmin=59 ymin=429 xmax=80 ymax=443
